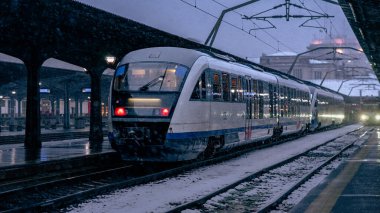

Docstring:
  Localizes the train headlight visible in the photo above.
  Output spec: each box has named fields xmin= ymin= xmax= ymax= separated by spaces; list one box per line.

xmin=360 ymin=114 xmax=369 ymax=121
xmin=376 ymin=115 xmax=380 ymax=120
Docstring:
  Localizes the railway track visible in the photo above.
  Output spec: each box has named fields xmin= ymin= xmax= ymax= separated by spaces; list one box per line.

xmin=0 ymin=130 xmax=107 ymax=145
xmin=167 ymin=127 xmax=371 ymax=213
xmin=0 ymin=126 xmax=362 ymax=212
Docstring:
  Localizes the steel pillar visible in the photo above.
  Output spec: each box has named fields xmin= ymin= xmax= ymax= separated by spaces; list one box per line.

xmin=50 ymin=98 xmax=55 ymax=116
xmin=24 ymin=60 xmax=43 ymax=149
xmin=79 ymin=99 xmax=83 ymax=116
xmin=17 ymin=98 xmax=22 ymax=117
xmin=63 ymin=82 xmax=70 ymax=129
xmin=89 ymin=69 xmax=104 ymax=146
xmin=75 ymin=97 xmax=79 ymax=118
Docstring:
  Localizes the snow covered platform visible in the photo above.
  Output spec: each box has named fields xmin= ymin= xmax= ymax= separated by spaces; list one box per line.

xmin=292 ymin=127 xmax=380 ymax=213
xmin=0 ymin=138 xmax=116 ymax=169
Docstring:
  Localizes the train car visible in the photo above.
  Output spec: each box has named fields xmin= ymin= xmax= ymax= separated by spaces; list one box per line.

xmin=309 ymin=86 xmax=345 ymax=130
xmin=108 ymin=47 xmax=313 ymax=162
xmin=358 ymin=102 xmax=380 ymax=125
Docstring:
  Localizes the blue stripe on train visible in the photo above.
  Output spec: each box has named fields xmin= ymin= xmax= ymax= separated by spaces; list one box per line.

xmin=166 ymin=121 xmax=298 ymax=140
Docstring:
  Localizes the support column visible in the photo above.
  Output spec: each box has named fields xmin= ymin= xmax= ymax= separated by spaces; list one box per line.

xmin=89 ymin=69 xmax=104 ymax=146
xmin=55 ymin=97 xmax=60 ymax=116
xmin=10 ymin=96 xmax=15 ymax=127
xmin=56 ymin=97 xmax=60 ymax=126
xmin=24 ymin=59 xmax=43 ymax=149
xmin=17 ymin=98 xmax=22 ymax=118
xmin=75 ymin=97 xmax=79 ymax=118
xmin=50 ymin=98 xmax=55 ymax=116
xmin=79 ymin=98 xmax=83 ymax=116
xmin=63 ymin=82 xmax=70 ymax=129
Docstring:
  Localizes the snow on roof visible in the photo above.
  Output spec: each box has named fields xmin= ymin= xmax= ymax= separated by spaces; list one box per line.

xmin=309 ymin=59 xmax=329 ymax=64
xmin=0 ymin=54 xmax=85 ymax=72
xmin=269 ymin=51 xmax=297 ymax=56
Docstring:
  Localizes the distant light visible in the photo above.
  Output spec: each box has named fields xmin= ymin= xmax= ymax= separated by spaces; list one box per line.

xmin=11 ymin=91 xmax=16 ymax=95
xmin=336 ymin=49 xmax=344 ymax=54
xmin=40 ymin=88 xmax=50 ymax=94
xmin=82 ymin=88 xmax=91 ymax=93
xmin=83 ymin=68 xmax=87 ymax=72
xmin=334 ymin=38 xmax=344 ymax=45
xmin=0 ymin=95 xmax=3 ymax=99
xmin=347 ymin=60 xmax=352 ymax=63
xmin=105 ymin=56 xmax=116 ymax=65
xmin=69 ymin=98 xmax=71 ymax=101
xmin=312 ymin=40 xmax=322 ymax=45
xmin=39 ymin=82 xmax=42 ymax=86
xmin=87 ymin=96 xmax=91 ymax=99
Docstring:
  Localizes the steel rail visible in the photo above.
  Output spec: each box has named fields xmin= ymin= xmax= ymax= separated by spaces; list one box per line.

xmin=166 ymin=127 xmax=363 ymax=213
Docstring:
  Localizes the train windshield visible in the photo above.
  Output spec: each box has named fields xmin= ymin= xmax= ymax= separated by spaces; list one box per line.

xmin=114 ymin=62 xmax=188 ymax=92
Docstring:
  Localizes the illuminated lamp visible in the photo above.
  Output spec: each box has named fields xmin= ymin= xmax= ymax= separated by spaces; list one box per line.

xmin=160 ymin=108 xmax=170 ymax=116
xmin=115 ymin=107 xmax=127 ymax=116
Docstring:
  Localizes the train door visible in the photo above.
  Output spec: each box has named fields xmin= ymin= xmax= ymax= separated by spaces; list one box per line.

xmin=245 ymin=76 xmax=252 ymax=140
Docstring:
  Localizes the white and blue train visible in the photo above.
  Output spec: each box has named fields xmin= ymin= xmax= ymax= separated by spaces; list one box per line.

xmin=108 ymin=47 xmax=345 ymax=162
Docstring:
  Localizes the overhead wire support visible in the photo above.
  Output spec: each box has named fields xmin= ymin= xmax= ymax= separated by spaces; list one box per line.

xmin=204 ymin=0 xmax=261 ymax=47
xmin=242 ymin=0 xmax=334 ymax=32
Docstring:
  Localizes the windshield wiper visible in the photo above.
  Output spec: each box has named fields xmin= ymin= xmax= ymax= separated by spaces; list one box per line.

xmin=139 ymin=76 xmax=164 ymax=91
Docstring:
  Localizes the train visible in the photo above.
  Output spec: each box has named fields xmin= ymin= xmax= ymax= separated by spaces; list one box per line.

xmin=358 ymin=101 xmax=380 ymax=125
xmin=108 ymin=47 xmax=345 ymax=162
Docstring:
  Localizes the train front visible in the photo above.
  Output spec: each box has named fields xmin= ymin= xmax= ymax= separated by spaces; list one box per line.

xmin=108 ymin=48 xmax=196 ymax=162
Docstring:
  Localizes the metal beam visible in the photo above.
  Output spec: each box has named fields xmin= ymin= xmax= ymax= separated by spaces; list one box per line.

xmin=205 ymin=0 xmax=261 ymax=47
xmin=320 ymin=0 xmax=339 ymax=5
xmin=287 ymin=46 xmax=364 ymax=75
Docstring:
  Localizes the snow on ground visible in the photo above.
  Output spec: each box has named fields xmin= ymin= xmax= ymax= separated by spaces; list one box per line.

xmin=67 ymin=124 xmax=361 ymax=213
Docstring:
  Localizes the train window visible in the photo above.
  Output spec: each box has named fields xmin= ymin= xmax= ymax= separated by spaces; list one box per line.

xmin=237 ymin=77 xmax=243 ymax=102
xmin=258 ymin=80 xmax=264 ymax=119
xmin=263 ymin=82 xmax=270 ymax=118
xmin=231 ymin=76 xmax=238 ymax=102
xmin=269 ymin=84 xmax=274 ymax=118
xmin=252 ymin=79 xmax=259 ymax=119
xmin=242 ymin=77 xmax=247 ymax=101
xmin=278 ymin=86 xmax=282 ymax=117
xmin=273 ymin=85 xmax=278 ymax=117
xmin=190 ymin=71 xmax=206 ymax=100
xmin=114 ymin=62 xmax=189 ymax=92
xmin=222 ymin=73 xmax=230 ymax=101
xmin=161 ymin=64 xmax=188 ymax=91
xmin=212 ymin=72 xmax=222 ymax=101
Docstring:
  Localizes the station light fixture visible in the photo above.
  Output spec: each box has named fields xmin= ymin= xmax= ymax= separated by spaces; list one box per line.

xmin=105 ymin=56 xmax=116 ymax=65
xmin=11 ymin=91 xmax=16 ymax=95
xmin=0 ymin=95 xmax=3 ymax=99
xmin=376 ymin=115 xmax=380 ymax=120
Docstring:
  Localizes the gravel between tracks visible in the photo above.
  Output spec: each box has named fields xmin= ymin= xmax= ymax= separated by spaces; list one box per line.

xmin=67 ymin=124 xmax=362 ymax=213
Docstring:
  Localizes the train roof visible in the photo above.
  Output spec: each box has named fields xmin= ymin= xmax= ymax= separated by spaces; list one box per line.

xmin=119 ymin=47 xmax=207 ymax=69
xmin=120 ymin=47 xmax=344 ymax=98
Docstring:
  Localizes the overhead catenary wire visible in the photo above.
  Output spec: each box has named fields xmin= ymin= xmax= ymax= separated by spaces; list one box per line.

xmin=312 ymin=0 xmax=340 ymax=37
xmin=180 ymin=0 xmax=281 ymax=51
xmin=297 ymin=0 xmax=334 ymax=39
xmin=210 ymin=0 xmax=297 ymax=53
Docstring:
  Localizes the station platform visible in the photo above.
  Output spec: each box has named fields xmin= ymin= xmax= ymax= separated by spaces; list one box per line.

xmin=0 ymin=127 xmax=91 ymax=137
xmin=0 ymin=138 xmax=115 ymax=169
xmin=292 ymin=128 xmax=380 ymax=213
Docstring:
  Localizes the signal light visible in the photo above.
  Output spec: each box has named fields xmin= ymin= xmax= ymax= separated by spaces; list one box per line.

xmin=160 ymin=108 xmax=170 ymax=116
xmin=115 ymin=107 xmax=127 ymax=116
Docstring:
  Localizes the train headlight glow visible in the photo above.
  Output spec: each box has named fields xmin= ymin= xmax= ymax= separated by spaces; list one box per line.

xmin=360 ymin=114 xmax=369 ymax=121
xmin=376 ymin=115 xmax=380 ymax=120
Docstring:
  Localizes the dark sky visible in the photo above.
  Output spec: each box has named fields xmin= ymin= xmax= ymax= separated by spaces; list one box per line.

xmin=77 ymin=0 xmax=356 ymax=60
